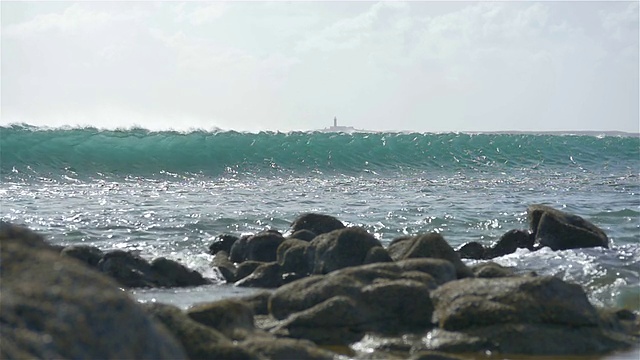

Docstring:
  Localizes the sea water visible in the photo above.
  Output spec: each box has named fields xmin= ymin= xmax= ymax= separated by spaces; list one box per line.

xmin=2 ymin=125 xmax=639 ymax=357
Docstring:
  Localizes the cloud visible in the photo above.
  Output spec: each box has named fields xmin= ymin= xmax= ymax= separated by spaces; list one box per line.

xmin=600 ymin=2 xmax=639 ymax=42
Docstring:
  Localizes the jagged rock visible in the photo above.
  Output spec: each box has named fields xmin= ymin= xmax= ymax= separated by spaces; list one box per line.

xmin=528 ymin=204 xmax=608 ymax=250
xmin=290 ymin=213 xmax=345 ymax=236
xmin=208 ymin=234 xmax=239 ymax=255
xmin=142 ymin=303 xmax=257 ymax=360
xmin=310 ymin=227 xmax=384 ymax=274
xmin=60 ymin=244 xmax=104 ymax=267
xmin=387 ymin=233 xmax=473 ymax=278
xmin=0 ymin=222 xmax=187 ymax=360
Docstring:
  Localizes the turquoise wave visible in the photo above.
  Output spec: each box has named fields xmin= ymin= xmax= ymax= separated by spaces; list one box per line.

xmin=1 ymin=124 xmax=638 ymax=177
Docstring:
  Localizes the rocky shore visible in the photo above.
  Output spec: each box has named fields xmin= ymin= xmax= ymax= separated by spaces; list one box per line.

xmin=1 ymin=204 xmax=638 ymax=359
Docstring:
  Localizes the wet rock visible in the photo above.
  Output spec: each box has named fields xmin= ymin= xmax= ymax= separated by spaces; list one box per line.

xmin=484 ymin=229 xmax=533 ymax=258
xmin=231 ymin=232 xmax=285 ymax=263
xmin=528 ymin=204 xmax=609 ymax=250
xmin=151 ymin=257 xmax=208 ymax=287
xmin=0 ymin=223 xmax=187 ymax=360
xmin=211 ymin=250 xmax=237 ymax=282
xmin=290 ymin=213 xmax=345 ymax=236
xmin=187 ymin=299 xmax=255 ymax=340
xmin=387 ymin=233 xmax=473 ymax=279
xmin=208 ymin=234 xmax=239 ymax=255
xmin=60 ymin=244 xmax=104 ymax=267
xmin=277 ymin=238 xmax=312 ymax=275
xmin=363 ymin=246 xmax=393 ymax=264
xmin=409 ymin=351 xmax=470 ymax=360
xmin=97 ymin=250 xmax=158 ymax=288
xmin=240 ymin=291 xmax=272 ymax=315
xmin=143 ymin=303 xmax=257 ymax=359
xmin=288 ymin=229 xmax=317 ymax=241
xmin=396 ymin=258 xmax=457 ymax=285
xmin=235 ymin=262 xmax=284 ymax=288
xmin=310 ymin=227 xmax=384 ymax=274
xmin=469 ymin=262 xmax=518 ymax=278
xmin=456 ymin=241 xmax=485 ymax=260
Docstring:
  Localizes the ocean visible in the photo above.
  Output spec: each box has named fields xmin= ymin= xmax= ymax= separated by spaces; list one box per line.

xmin=1 ymin=125 xmax=639 ymax=357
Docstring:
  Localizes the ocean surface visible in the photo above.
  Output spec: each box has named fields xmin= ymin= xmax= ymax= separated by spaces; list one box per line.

xmin=2 ymin=125 xmax=639 ymax=357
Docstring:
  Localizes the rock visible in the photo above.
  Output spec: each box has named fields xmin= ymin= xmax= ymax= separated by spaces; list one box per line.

xmin=235 ymin=262 xmax=284 ymax=288
xmin=97 ymin=250 xmax=158 ymax=288
xmin=97 ymin=250 xmax=207 ymax=288
xmin=231 ymin=232 xmax=285 ymax=263
xmin=387 ymin=233 xmax=473 ymax=278
xmin=150 ymin=257 xmax=208 ymax=287
xmin=430 ymin=276 xmax=599 ymax=331
xmin=241 ymin=337 xmax=336 ymax=360
xmin=187 ymin=299 xmax=255 ymax=340
xmin=409 ymin=351 xmax=469 ymax=360
xmin=485 ymin=229 xmax=532 ymax=258
xmin=469 ymin=262 xmax=518 ymax=278
xmin=310 ymin=227 xmax=384 ymax=274
xmin=236 ymin=261 xmax=265 ymax=281
xmin=211 ymin=250 xmax=237 ymax=282
xmin=363 ymin=246 xmax=393 ymax=264
xmin=208 ymin=234 xmax=239 ymax=255
xmin=528 ymin=204 xmax=609 ymax=250
xmin=60 ymin=244 xmax=104 ymax=267
xmin=395 ymin=258 xmax=457 ymax=285
xmin=276 ymin=239 xmax=312 ymax=275
xmin=240 ymin=291 xmax=272 ymax=315
xmin=290 ymin=213 xmax=345 ymax=236
xmin=143 ymin=303 xmax=257 ymax=360
xmin=456 ymin=241 xmax=485 ymax=260
xmin=289 ymin=229 xmax=317 ymax=241
xmin=0 ymin=223 xmax=187 ymax=360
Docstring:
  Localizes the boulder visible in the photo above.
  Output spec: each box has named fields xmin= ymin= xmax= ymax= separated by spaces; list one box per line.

xmin=387 ymin=233 xmax=473 ymax=278
xmin=235 ymin=262 xmax=284 ymax=288
xmin=0 ymin=222 xmax=187 ymax=360
xmin=187 ymin=299 xmax=255 ymax=340
xmin=143 ymin=303 xmax=257 ymax=360
xmin=484 ymin=230 xmax=526 ymax=258
xmin=363 ymin=246 xmax=394 ymax=264
xmin=235 ymin=261 xmax=265 ymax=282
xmin=241 ymin=336 xmax=335 ymax=360
xmin=150 ymin=257 xmax=208 ymax=287
xmin=60 ymin=245 xmax=104 ymax=267
xmin=528 ymin=204 xmax=608 ymax=250
xmin=230 ymin=232 xmax=285 ymax=263
xmin=276 ymin=238 xmax=312 ymax=275
xmin=469 ymin=262 xmax=518 ymax=278
xmin=290 ymin=213 xmax=345 ymax=236
xmin=396 ymin=258 xmax=457 ymax=285
xmin=288 ymin=229 xmax=317 ymax=241
xmin=456 ymin=241 xmax=485 ymax=260
xmin=208 ymin=234 xmax=239 ymax=255
xmin=240 ymin=291 xmax=272 ymax=315
xmin=310 ymin=227 xmax=384 ymax=274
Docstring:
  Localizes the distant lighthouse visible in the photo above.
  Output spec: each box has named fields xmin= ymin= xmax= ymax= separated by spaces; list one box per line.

xmin=334 ymin=116 xmax=337 ymax=127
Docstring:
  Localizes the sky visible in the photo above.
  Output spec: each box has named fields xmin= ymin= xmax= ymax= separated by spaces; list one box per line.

xmin=1 ymin=1 xmax=638 ymax=133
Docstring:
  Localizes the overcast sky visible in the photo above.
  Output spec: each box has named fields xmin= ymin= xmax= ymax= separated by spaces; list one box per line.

xmin=2 ymin=1 xmax=638 ymax=133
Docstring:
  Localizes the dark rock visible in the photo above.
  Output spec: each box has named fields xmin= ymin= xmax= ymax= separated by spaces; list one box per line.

xmin=235 ymin=261 xmax=265 ymax=282
xmin=143 ymin=303 xmax=257 ymax=359
xmin=469 ymin=262 xmax=517 ymax=278
xmin=409 ymin=351 xmax=469 ymax=360
xmin=289 ymin=229 xmax=317 ymax=241
xmin=456 ymin=241 xmax=485 ymax=260
xmin=231 ymin=232 xmax=285 ymax=263
xmin=290 ymin=213 xmax=345 ymax=236
xmin=310 ymin=227 xmax=384 ymax=274
xmin=187 ymin=299 xmax=255 ymax=340
xmin=60 ymin=245 xmax=104 ymax=267
xmin=363 ymin=246 xmax=393 ymax=264
xmin=276 ymin=239 xmax=312 ymax=275
xmin=387 ymin=233 xmax=473 ymax=279
xmin=97 ymin=250 xmax=157 ymax=288
xmin=151 ymin=257 xmax=208 ymax=287
xmin=528 ymin=204 xmax=609 ymax=250
xmin=485 ymin=229 xmax=532 ymax=258
xmin=241 ymin=337 xmax=335 ymax=360
xmin=211 ymin=250 xmax=237 ymax=282
xmin=0 ymin=223 xmax=187 ymax=360
xmin=208 ymin=234 xmax=239 ymax=255
xmin=431 ymin=276 xmax=599 ymax=331
xmin=235 ymin=262 xmax=284 ymax=288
